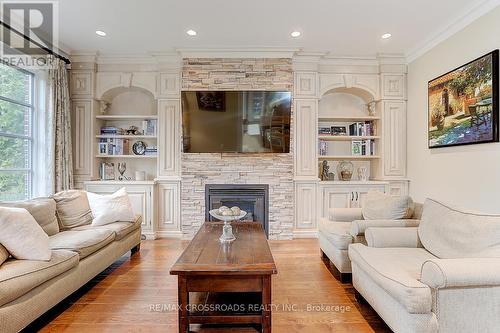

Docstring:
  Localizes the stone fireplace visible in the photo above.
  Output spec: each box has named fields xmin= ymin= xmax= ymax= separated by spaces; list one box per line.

xmin=181 ymin=58 xmax=294 ymax=240
xmin=205 ymin=184 xmax=269 ymax=237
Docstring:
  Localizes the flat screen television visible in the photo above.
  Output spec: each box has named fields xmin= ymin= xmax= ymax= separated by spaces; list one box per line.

xmin=181 ymin=91 xmax=292 ymax=153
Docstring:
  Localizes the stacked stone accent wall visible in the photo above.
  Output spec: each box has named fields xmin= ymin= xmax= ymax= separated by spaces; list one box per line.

xmin=181 ymin=58 xmax=294 ymax=239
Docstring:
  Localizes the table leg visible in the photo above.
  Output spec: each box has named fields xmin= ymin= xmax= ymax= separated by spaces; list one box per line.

xmin=262 ymin=275 xmax=271 ymax=333
xmin=178 ymin=276 xmax=189 ymax=333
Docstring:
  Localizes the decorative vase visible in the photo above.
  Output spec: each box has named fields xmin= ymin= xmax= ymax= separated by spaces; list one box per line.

xmin=337 ymin=161 xmax=354 ymax=181
xmin=357 ymin=167 xmax=368 ymax=181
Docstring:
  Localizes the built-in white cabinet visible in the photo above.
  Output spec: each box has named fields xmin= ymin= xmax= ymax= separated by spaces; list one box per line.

xmin=388 ymin=180 xmax=410 ymax=197
xmin=295 ymin=182 xmax=318 ymax=231
xmin=382 ymin=101 xmax=407 ymax=178
xmin=157 ymin=182 xmax=181 ymax=237
xmin=157 ymin=99 xmax=181 ymax=178
xmin=319 ymin=182 xmax=388 ymax=219
xmin=83 ymin=181 xmax=157 ymax=239
xmin=71 ymin=100 xmax=94 ymax=181
xmin=294 ymin=99 xmax=318 ymax=178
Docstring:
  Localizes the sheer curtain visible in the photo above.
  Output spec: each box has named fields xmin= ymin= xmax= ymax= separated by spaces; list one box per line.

xmin=49 ymin=57 xmax=73 ymax=192
xmin=32 ymin=69 xmax=54 ymax=197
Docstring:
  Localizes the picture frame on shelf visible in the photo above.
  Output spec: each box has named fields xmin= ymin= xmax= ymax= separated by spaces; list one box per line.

xmin=99 ymin=162 xmax=115 ymax=180
xmin=351 ymin=140 xmax=362 ymax=156
xmin=331 ymin=126 xmax=347 ymax=136
xmin=98 ymin=142 xmax=108 ymax=155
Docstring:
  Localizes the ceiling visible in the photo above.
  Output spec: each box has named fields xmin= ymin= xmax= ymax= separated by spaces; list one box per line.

xmin=55 ymin=0 xmax=495 ymax=59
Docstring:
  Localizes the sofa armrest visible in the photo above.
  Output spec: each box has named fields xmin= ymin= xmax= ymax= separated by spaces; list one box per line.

xmin=421 ymin=258 xmax=500 ymax=289
xmin=328 ymin=208 xmax=363 ymax=222
xmin=365 ymin=227 xmax=422 ymax=248
xmin=350 ymin=219 xmax=420 ymax=236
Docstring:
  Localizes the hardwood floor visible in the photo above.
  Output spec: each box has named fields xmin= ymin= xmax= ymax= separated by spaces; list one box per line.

xmin=28 ymin=239 xmax=391 ymax=333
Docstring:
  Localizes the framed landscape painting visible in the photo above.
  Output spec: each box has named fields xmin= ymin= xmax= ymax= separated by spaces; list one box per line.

xmin=428 ymin=50 xmax=499 ymax=148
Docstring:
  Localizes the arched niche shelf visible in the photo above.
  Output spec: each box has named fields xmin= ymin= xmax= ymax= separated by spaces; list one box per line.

xmin=99 ymin=86 xmax=157 ymax=116
xmin=320 ymin=86 xmax=375 ymax=103
xmin=319 ymin=87 xmax=376 ymax=119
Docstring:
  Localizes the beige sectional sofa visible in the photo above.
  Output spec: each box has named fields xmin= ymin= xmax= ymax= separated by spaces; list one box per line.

xmin=349 ymin=199 xmax=500 ymax=333
xmin=319 ymin=203 xmax=423 ymax=282
xmin=0 ymin=196 xmax=141 ymax=333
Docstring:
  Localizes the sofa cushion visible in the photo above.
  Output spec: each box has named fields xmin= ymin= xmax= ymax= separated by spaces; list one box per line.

xmin=0 ymin=207 xmax=52 ymax=261
xmin=0 ymin=245 xmax=9 ymax=267
xmin=73 ymin=215 xmax=142 ymax=240
xmin=0 ymin=250 xmax=78 ymax=306
xmin=362 ymin=190 xmax=414 ymax=220
xmin=87 ymin=188 xmax=136 ymax=226
xmin=349 ymin=244 xmax=436 ymax=314
xmin=49 ymin=229 xmax=115 ymax=259
xmin=53 ymin=190 xmax=93 ymax=230
xmin=0 ymin=198 xmax=59 ymax=236
xmin=419 ymin=199 xmax=500 ymax=259
xmin=319 ymin=220 xmax=357 ymax=250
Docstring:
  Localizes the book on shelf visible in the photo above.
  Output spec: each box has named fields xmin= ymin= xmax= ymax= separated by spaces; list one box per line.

xmin=142 ymin=119 xmax=157 ymax=136
xmin=351 ymin=140 xmax=362 ymax=156
xmin=98 ymin=138 xmax=130 ymax=155
xmin=318 ymin=126 xmax=331 ymax=135
xmin=144 ymin=145 xmax=158 ymax=156
xmin=351 ymin=139 xmax=375 ymax=156
xmin=100 ymin=126 xmax=125 ymax=135
xmin=319 ymin=141 xmax=328 ymax=156
xmin=99 ymin=162 xmax=115 ymax=180
xmin=348 ymin=121 xmax=375 ymax=136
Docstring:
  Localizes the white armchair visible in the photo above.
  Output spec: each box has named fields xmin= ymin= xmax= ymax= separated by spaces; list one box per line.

xmin=319 ymin=202 xmax=422 ymax=283
xmin=349 ymin=199 xmax=500 ymax=333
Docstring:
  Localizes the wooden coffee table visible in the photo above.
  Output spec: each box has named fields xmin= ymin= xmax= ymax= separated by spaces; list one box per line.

xmin=170 ymin=221 xmax=277 ymax=333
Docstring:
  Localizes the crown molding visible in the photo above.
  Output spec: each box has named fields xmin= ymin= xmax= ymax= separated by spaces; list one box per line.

xmin=406 ymin=0 xmax=500 ymax=63
xmin=177 ymin=47 xmax=300 ymax=59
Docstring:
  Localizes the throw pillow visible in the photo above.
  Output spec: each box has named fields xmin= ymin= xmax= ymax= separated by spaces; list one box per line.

xmin=362 ymin=190 xmax=414 ymax=220
xmin=0 ymin=244 xmax=9 ymax=266
xmin=0 ymin=198 xmax=59 ymax=235
xmin=419 ymin=199 xmax=500 ymax=259
xmin=0 ymin=207 xmax=51 ymax=261
xmin=53 ymin=190 xmax=93 ymax=230
xmin=87 ymin=188 xmax=136 ymax=226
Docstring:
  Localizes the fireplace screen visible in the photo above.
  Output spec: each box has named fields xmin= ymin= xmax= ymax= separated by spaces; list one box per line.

xmin=205 ymin=184 xmax=269 ymax=237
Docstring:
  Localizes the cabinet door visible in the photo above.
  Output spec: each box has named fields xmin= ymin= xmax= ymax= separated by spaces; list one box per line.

xmin=158 ymin=99 xmax=181 ymax=178
xmin=383 ymin=101 xmax=407 ymax=177
xmin=72 ymin=100 xmax=93 ymax=178
xmin=356 ymin=185 xmax=387 ymax=207
xmin=295 ymin=182 xmax=317 ymax=230
xmin=158 ymin=183 xmax=180 ymax=231
xmin=388 ymin=180 xmax=409 ymax=197
xmin=294 ymin=99 xmax=318 ymax=177
xmin=321 ymin=187 xmax=353 ymax=218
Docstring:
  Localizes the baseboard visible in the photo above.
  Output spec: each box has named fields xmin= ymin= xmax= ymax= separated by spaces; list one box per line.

xmin=156 ymin=230 xmax=183 ymax=239
xmin=293 ymin=229 xmax=318 ymax=239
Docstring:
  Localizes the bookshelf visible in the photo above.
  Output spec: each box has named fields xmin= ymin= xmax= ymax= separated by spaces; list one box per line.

xmin=317 ymin=88 xmax=384 ymax=182
xmin=93 ymin=87 xmax=159 ymax=181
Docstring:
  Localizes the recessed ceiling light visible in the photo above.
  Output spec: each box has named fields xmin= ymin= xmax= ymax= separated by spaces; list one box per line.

xmin=291 ymin=31 xmax=301 ymax=38
xmin=95 ymin=30 xmax=107 ymax=37
xmin=186 ymin=29 xmax=197 ymax=36
xmin=381 ymin=33 xmax=392 ymax=39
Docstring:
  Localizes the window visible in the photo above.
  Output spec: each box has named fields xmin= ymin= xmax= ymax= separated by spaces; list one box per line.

xmin=0 ymin=63 xmax=34 ymax=201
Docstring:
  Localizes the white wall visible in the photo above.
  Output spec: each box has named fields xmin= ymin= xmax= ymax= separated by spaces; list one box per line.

xmin=407 ymin=5 xmax=500 ymax=212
